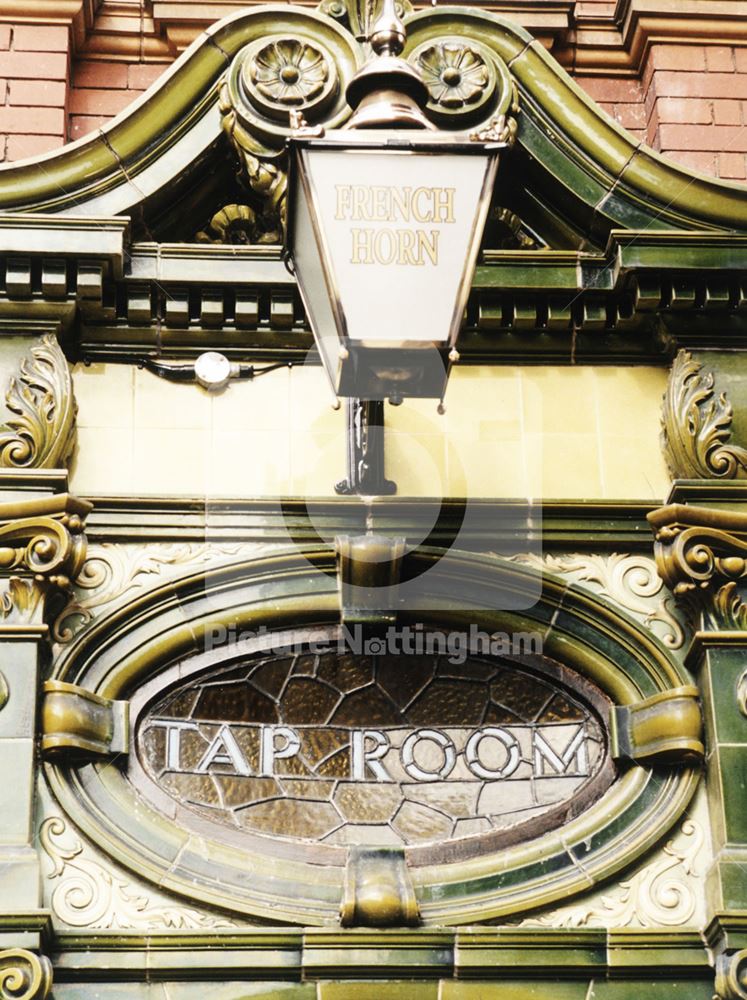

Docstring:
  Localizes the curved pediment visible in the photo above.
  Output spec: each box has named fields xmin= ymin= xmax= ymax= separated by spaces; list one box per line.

xmin=0 ymin=4 xmax=744 ymax=250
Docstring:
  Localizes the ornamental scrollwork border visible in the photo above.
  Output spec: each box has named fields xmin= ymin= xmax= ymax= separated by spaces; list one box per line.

xmin=661 ymin=348 xmax=747 ymax=480
xmin=510 ymin=551 xmax=687 ymax=650
xmin=40 ymin=816 xmax=237 ymax=931
xmin=53 ymin=541 xmax=252 ymax=644
xmin=521 ymin=817 xmax=705 ymax=929
xmin=215 ymin=11 xmax=364 ymax=244
xmin=0 ymin=333 xmax=76 ymax=471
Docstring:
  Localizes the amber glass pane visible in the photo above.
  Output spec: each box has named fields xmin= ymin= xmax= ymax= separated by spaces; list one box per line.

xmin=138 ymin=648 xmax=610 ymax=848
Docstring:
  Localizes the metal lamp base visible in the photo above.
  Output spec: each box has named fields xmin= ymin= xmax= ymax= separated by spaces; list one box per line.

xmin=335 ymin=398 xmax=397 ymax=496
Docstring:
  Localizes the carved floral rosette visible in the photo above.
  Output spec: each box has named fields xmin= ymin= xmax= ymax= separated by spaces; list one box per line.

xmin=214 ymin=14 xmax=520 ymax=243
xmin=409 ymin=38 xmax=496 ymax=117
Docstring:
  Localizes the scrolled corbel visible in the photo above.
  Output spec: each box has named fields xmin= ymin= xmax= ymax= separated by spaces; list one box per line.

xmin=41 ymin=680 xmax=129 ymax=760
xmin=715 ymin=949 xmax=747 ymax=1000
xmin=0 ymin=494 xmax=91 ymax=626
xmin=0 ymin=949 xmax=52 ymax=1000
xmin=649 ymin=504 xmax=747 ymax=630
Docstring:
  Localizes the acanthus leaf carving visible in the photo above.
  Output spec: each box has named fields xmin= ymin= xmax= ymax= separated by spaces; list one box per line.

xmin=0 ymin=577 xmax=47 ymax=625
xmin=195 ymin=203 xmax=269 ymax=245
xmin=218 ymin=83 xmax=288 ymax=244
xmin=661 ymin=348 xmax=747 ymax=480
xmin=0 ymin=333 xmax=76 ymax=470
xmin=521 ymin=819 xmax=704 ymax=929
xmin=710 ymin=581 xmax=747 ymax=631
xmin=40 ymin=816 xmax=236 ymax=930
xmin=317 ymin=0 xmax=413 ymax=40
xmin=53 ymin=541 xmax=248 ymax=643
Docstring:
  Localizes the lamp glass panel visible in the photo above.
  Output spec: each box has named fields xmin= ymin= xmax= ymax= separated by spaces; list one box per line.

xmin=292 ymin=161 xmax=342 ymax=390
xmin=301 ymin=147 xmax=492 ymax=344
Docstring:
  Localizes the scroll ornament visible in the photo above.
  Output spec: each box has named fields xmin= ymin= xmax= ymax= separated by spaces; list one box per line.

xmin=0 ymin=950 xmax=52 ymax=1000
xmin=213 ymin=16 xmax=519 ymax=243
xmin=0 ymin=494 xmax=91 ymax=622
xmin=523 ymin=819 xmax=704 ymax=929
xmin=715 ymin=949 xmax=747 ymax=1000
xmin=510 ymin=552 xmax=686 ymax=650
xmin=218 ymin=88 xmax=287 ymax=245
xmin=217 ymin=34 xmax=340 ymax=244
xmin=661 ymin=349 xmax=747 ymax=480
xmin=0 ymin=334 xmax=76 ymax=470
xmin=649 ymin=505 xmax=747 ymax=630
xmin=40 ymin=816 xmax=235 ymax=930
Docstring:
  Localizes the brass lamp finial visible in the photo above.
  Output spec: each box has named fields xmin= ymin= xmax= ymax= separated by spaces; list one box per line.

xmin=368 ymin=0 xmax=406 ymax=57
xmin=344 ymin=0 xmax=434 ymax=130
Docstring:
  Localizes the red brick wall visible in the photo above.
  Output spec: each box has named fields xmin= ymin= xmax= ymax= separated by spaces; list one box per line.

xmin=0 ymin=23 xmax=69 ymax=162
xmin=0 ymin=10 xmax=745 ymax=188
xmin=0 ymin=22 xmax=172 ymax=164
xmin=573 ymin=43 xmax=747 ymax=183
xmin=573 ymin=76 xmax=647 ymax=144
xmin=642 ymin=43 xmax=747 ymax=182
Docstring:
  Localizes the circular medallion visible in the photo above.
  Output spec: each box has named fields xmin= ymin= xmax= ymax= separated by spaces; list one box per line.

xmin=409 ymin=39 xmax=496 ymax=119
xmin=240 ymin=37 xmax=338 ymax=121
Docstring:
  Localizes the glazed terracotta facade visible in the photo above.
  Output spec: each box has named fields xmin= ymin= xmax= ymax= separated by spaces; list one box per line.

xmin=0 ymin=2 xmax=746 ymax=999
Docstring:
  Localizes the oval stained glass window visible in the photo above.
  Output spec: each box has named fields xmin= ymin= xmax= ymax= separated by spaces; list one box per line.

xmin=133 ymin=645 xmax=614 ymax=856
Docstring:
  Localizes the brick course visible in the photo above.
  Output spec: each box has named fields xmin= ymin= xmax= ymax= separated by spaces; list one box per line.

xmin=6 ymin=133 xmax=63 ymax=160
xmin=0 ymin=8 xmax=743 ymax=188
xmin=0 ymin=50 xmax=68 ymax=81
xmin=72 ymin=61 xmax=129 ymax=90
xmin=12 ymin=25 xmax=68 ymax=52
xmin=9 ymin=80 xmax=66 ymax=107
xmin=69 ymin=87 xmax=140 ymax=116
